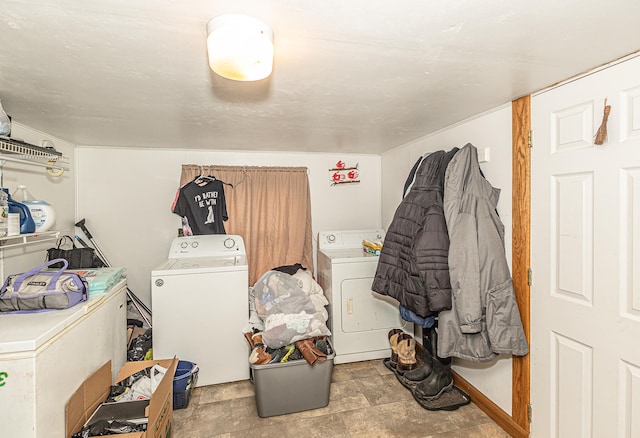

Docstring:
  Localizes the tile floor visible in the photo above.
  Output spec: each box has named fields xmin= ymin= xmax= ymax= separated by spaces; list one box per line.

xmin=173 ymin=359 xmax=510 ymax=438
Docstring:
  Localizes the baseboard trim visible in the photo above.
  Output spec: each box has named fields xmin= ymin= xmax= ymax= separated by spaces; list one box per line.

xmin=452 ymin=371 xmax=529 ymax=438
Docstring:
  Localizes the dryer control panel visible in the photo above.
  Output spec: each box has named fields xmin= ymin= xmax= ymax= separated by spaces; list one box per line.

xmin=168 ymin=235 xmax=246 ymax=259
xmin=318 ymin=229 xmax=384 ymax=250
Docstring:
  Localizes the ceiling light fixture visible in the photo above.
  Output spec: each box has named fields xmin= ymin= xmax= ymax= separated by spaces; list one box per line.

xmin=206 ymin=14 xmax=274 ymax=82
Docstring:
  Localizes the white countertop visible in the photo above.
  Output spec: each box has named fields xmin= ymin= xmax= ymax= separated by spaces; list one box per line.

xmin=0 ymin=279 xmax=126 ymax=354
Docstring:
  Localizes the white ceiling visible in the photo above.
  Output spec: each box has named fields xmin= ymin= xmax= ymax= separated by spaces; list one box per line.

xmin=1 ymin=0 xmax=640 ymax=154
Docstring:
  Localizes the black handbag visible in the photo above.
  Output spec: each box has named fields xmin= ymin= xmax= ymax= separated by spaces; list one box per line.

xmin=46 ymin=235 xmax=105 ymax=269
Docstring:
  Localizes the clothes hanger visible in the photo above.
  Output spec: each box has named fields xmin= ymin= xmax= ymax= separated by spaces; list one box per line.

xmin=233 ymin=166 xmax=250 ymax=187
xmin=192 ymin=166 xmax=236 ymax=188
xmin=193 ymin=165 xmax=217 ymax=185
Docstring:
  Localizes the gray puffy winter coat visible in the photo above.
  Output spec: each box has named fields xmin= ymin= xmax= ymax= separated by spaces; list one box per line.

xmin=437 ymin=143 xmax=529 ymax=361
xmin=372 ymin=148 xmax=458 ymax=318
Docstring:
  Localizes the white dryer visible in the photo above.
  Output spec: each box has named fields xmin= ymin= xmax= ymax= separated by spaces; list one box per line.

xmin=151 ymin=235 xmax=249 ymax=387
xmin=317 ymin=229 xmax=412 ymax=364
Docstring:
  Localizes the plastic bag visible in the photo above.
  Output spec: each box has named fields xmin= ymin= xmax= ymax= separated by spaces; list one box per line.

xmin=253 ymin=270 xmax=330 ymax=348
xmin=110 ymin=364 xmax=167 ymax=402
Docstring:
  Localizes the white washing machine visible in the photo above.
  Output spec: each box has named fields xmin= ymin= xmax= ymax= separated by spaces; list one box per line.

xmin=317 ymin=229 xmax=413 ymax=364
xmin=151 ymin=234 xmax=249 ymax=387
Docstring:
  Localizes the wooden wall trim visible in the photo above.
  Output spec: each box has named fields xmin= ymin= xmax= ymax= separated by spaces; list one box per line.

xmin=453 ymin=371 xmax=529 ymax=438
xmin=511 ymin=96 xmax=531 ymax=433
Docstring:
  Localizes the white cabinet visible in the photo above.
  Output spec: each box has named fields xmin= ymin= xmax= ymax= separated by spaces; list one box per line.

xmin=0 ymin=280 xmax=127 ymax=438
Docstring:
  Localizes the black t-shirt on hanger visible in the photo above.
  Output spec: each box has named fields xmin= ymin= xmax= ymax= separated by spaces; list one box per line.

xmin=172 ymin=178 xmax=228 ymax=234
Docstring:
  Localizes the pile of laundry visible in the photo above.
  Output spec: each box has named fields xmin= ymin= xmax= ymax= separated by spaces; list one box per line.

xmin=244 ymin=266 xmax=331 ymax=366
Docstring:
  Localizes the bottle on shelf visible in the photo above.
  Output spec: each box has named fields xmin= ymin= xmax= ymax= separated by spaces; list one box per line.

xmin=12 ymin=185 xmax=56 ymax=232
xmin=1 ymin=188 xmax=35 ymax=234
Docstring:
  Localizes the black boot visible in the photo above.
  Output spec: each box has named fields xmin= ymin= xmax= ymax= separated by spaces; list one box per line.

xmin=403 ymin=328 xmax=435 ymax=382
xmin=413 ymin=328 xmax=453 ymax=399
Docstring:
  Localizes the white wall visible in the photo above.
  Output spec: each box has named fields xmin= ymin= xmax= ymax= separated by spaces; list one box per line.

xmin=380 ymin=103 xmax=515 ymax=414
xmin=380 ymin=146 xmax=414 ymax=229
xmin=0 ymin=123 xmax=76 ymax=279
xmin=76 ymin=147 xmax=382 ymax=308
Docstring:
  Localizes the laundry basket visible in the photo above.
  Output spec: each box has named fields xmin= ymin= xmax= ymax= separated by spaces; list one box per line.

xmin=173 ymin=360 xmax=199 ymax=409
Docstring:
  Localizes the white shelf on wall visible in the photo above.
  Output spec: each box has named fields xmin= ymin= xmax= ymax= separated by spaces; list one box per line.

xmin=0 ymin=230 xmax=60 ymax=249
xmin=0 ymin=137 xmax=69 ymax=250
xmin=0 ymin=136 xmax=70 ymax=173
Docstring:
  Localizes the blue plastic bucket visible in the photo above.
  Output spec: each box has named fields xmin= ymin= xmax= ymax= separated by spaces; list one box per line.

xmin=173 ymin=360 xmax=199 ymax=409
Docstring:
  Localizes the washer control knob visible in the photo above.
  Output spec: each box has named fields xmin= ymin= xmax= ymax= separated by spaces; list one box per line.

xmin=224 ymin=237 xmax=236 ymax=249
xmin=155 ymin=279 xmax=164 ymax=287
xmin=180 ymin=242 xmax=188 ymax=249
xmin=327 ymin=234 xmax=336 ymax=243
xmin=191 ymin=241 xmax=198 ymax=248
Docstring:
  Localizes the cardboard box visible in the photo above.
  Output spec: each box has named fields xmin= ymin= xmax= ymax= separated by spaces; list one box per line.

xmin=65 ymin=358 xmax=178 ymax=438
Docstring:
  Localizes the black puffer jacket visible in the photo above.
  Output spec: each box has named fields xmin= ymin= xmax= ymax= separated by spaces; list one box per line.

xmin=372 ymin=148 xmax=458 ymax=318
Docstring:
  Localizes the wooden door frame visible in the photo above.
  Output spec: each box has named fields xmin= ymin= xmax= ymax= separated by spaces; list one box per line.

xmin=511 ymin=95 xmax=531 ymax=434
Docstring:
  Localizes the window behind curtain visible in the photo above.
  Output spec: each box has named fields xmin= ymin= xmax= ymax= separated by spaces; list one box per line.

xmin=180 ymin=165 xmax=313 ymax=285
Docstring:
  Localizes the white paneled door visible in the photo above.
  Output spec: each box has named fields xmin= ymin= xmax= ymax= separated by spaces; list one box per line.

xmin=531 ymin=55 xmax=640 ymax=438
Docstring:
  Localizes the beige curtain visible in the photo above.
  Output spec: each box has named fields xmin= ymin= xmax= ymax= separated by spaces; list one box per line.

xmin=180 ymin=165 xmax=313 ymax=285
